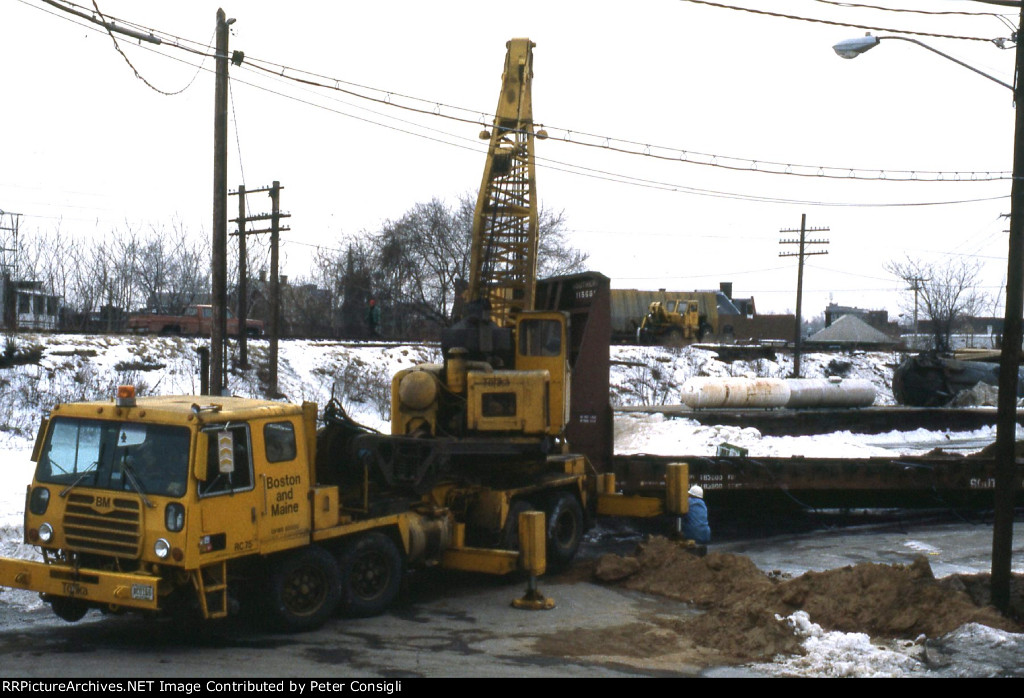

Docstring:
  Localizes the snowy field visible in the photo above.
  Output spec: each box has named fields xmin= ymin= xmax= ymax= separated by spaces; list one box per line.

xmin=0 ymin=334 xmax=1020 ymax=677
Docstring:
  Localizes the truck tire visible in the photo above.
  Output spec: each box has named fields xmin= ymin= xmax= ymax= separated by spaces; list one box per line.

xmin=544 ymin=492 xmax=584 ymax=571
xmin=50 ymin=596 xmax=89 ymax=623
xmin=337 ymin=532 xmax=403 ymax=618
xmin=267 ymin=546 xmax=342 ymax=632
xmin=498 ymin=499 xmax=536 ymax=550
xmin=666 ymin=328 xmax=685 ymax=347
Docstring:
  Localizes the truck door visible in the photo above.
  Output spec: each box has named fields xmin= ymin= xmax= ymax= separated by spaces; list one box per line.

xmin=253 ymin=419 xmax=311 ymax=554
xmin=196 ymin=424 xmax=260 ymax=559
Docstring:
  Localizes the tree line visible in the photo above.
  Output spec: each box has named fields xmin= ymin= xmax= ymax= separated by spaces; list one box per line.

xmin=14 ymin=193 xmax=588 ymax=339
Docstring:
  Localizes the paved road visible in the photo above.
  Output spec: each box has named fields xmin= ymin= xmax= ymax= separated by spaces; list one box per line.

xmin=0 ymin=565 xmax=708 ymax=679
xmin=0 ymin=515 xmax=1016 ymax=679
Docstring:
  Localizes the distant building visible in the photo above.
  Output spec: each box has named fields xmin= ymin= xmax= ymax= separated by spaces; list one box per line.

xmin=807 ymin=314 xmax=899 ymax=349
xmin=1 ymin=275 xmax=60 ymax=331
xmin=824 ymin=303 xmax=895 ymax=333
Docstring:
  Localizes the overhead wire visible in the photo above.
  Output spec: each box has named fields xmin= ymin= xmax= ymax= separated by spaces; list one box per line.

xmin=241 ymin=56 xmax=1013 ymax=184
xmin=677 ymin=0 xmax=1005 ymax=42
xmin=813 ymin=0 xmax=1013 ymax=17
xmin=14 ymin=0 xmax=1016 ymax=214
xmin=25 ymin=0 xmax=1015 ymax=186
xmin=89 ymin=0 xmax=206 ymax=95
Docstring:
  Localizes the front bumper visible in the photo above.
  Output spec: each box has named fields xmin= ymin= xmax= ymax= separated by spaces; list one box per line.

xmin=0 ymin=558 xmax=162 ymax=611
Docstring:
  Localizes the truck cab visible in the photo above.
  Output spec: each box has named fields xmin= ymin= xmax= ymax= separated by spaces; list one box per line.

xmin=13 ymin=391 xmax=316 ymax=622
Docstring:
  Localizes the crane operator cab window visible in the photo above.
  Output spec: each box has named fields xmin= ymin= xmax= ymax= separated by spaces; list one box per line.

xmin=199 ymin=424 xmax=254 ymax=496
xmin=518 ymin=318 xmax=562 ymax=358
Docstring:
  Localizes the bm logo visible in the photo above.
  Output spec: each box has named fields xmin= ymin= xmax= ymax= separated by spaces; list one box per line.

xmin=92 ymin=496 xmax=114 ymax=513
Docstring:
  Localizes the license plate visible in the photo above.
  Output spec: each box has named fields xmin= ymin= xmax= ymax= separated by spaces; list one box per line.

xmin=131 ymin=584 xmax=154 ymax=601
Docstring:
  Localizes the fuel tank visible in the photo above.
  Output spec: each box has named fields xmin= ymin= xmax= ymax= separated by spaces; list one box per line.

xmin=681 ymin=377 xmax=790 ymax=409
xmin=785 ymin=377 xmax=876 ymax=408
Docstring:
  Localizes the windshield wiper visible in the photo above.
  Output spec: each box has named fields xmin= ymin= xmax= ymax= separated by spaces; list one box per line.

xmin=59 ymin=465 xmax=98 ymax=498
xmin=121 ymin=463 xmax=155 ymax=509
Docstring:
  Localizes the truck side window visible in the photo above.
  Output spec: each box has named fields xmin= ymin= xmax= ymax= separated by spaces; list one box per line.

xmin=264 ymin=422 xmax=297 ymax=463
xmin=199 ymin=425 xmax=254 ymax=496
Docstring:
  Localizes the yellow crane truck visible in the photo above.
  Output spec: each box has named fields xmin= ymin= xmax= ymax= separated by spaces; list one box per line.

xmin=0 ymin=387 xmax=684 ymax=630
xmin=0 ymin=37 xmax=687 ymax=632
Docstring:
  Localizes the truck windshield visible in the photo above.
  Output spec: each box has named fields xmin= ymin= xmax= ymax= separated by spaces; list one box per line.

xmin=36 ymin=418 xmax=191 ymax=498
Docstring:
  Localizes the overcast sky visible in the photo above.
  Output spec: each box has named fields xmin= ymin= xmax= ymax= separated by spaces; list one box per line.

xmin=2 ymin=0 xmax=1018 ymax=318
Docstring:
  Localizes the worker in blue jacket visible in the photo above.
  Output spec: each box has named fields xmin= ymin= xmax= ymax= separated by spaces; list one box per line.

xmin=681 ymin=485 xmax=711 ymax=545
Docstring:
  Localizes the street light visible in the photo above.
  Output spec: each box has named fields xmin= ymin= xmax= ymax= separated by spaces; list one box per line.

xmin=834 ymin=27 xmax=1023 ymax=614
xmin=833 ymin=34 xmax=1013 ymax=90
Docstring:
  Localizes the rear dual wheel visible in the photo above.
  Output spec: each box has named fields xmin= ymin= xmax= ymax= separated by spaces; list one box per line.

xmin=267 ymin=546 xmax=342 ymax=632
xmin=336 ymin=532 xmax=403 ymax=618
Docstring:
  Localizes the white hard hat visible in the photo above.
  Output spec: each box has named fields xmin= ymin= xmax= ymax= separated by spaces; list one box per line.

xmin=688 ymin=485 xmax=703 ymax=499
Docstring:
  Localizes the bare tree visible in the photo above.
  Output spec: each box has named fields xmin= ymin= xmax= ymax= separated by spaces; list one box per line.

xmin=319 ymin=192 xmax=589 ymax=339
xmin=887 ymin=256 xmax=988 ymax=352
xmin=121 ymin=222 xmax=210 ymax=315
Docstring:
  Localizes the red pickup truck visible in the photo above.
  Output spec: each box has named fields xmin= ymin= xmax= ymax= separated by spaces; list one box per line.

xmin=127 ymin=304 xmax=264 ymax=337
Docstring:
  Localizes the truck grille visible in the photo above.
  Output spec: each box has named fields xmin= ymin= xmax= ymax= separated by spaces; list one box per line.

xmin=63 ymin=493 xmax=142 ymax=557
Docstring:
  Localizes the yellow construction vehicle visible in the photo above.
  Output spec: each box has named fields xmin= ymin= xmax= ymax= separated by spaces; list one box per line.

xmin=636 ymin=299 xmax=704 ymax=346
xmin=0 ymin=386 xmax=686 ymax=629
xmin=0 ymin=38 xmax=686 ymax=631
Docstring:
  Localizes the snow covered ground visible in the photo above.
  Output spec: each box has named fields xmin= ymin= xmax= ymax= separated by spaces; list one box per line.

xmin=0 ymin=334 xmax=1019 ymax=677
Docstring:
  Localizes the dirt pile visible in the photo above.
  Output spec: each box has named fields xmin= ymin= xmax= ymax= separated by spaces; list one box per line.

xmin=541 ymin=536 xmax=1023 ymax=668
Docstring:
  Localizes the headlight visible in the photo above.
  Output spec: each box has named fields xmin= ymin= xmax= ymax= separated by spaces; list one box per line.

xmin=38 ymin=522 xmax=53 ymax=543
xmin=29 ymin=487 xmax=50 ymax=515
xmin=165 ymin=503 xmax=185 ymax=532
xmin=154 ymin=538 xmax=171 ymax=559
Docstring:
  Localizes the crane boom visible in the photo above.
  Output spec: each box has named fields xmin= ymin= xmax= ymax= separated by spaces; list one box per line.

xmin=467 ymin=38 xmax=545 ymax=328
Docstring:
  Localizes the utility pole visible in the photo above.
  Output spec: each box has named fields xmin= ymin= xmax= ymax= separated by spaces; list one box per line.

xmin=991 ymin=0 xmax=1024 ymax=617
xmin=779 ymin=214 xmax=829 ymax=378
xmin=0 ymin=210 xmax=20 ymax=278
xmin=269 ymin=181 xmax=282 ymax=397
xmin=230 ymin=182 xmax=290 ymax=397
xmin=235 ymin=185 xmax=248 ymax=367
xmin=210 ymin=9 xmax=234 ymax=396
xmin=0 ymin=211 xmax=19 ymax=333
xmin=906 ymin=276 xmax=927 ymax=349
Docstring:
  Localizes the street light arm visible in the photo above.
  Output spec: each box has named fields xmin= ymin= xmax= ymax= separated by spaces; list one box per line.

xmin=884 ymin=36 xmax=1013 ymax=92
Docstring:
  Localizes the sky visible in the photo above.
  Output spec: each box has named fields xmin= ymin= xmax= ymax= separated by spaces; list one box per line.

xmin=2 ymin=0 xmax=1020 ymax=318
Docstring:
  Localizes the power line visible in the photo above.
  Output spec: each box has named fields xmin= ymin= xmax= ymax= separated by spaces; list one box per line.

xmin=240 ymin=54 xmax=1013 ymax=183
xmin=25 ymin=0 xmax=1015 ymax=185
xmin=218 ymin=61 xmax=1016 ymax=208
xmin=813 ymin=0 xmax=1013 ymax=17
xmin=678 ymin=0 xmax=1007 ymax=42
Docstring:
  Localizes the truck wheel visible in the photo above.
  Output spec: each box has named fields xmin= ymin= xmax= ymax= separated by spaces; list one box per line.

xmin=50 ymin=596 xmax=89 ymax=623
xmin=498 ymin=499 xmax=536 ymax=550
xmin=337 ymin=532 xmax=403 ymax=618
xmin=667 ymin=328 xmax=685 ymax=347
xmin=545 ymin=493 xmax=584 ymax=570
xmin=267 ymin=546 xmax=342 ymax=632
